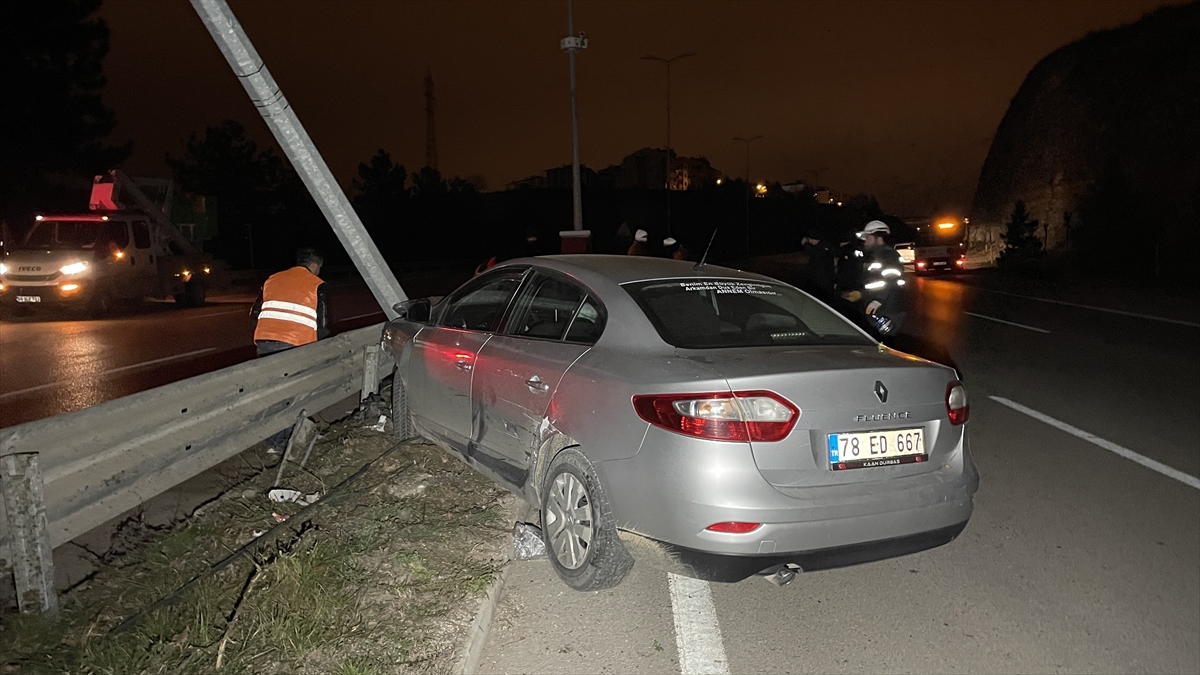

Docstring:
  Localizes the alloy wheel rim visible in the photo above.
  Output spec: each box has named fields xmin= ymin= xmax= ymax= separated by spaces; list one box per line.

xmin=544 ymin=472 xmax=593 ymax=570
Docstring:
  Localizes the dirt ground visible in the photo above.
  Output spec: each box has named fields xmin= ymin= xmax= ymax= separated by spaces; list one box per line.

xmin=0 ymin=391 xmax=522 ymax=675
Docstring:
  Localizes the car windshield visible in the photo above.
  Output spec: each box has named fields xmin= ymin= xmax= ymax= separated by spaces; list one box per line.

xmin=623 ymin=278 xmax=874 ymax=349
xmin=20 ymin=221 xmax=125 ymax=251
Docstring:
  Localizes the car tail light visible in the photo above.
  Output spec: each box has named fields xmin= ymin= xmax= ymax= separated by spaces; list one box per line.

xmin=916 ymin=261 xmax=927 ymax=269
xmin=955 ymin=255 xmax=966 ymax=266
xmin=632 ymin=390 xmax=799 ymax=442
xmin=706 ymin=522 xmax=762 ymax=533
xmin=946 ymin=381 xmax=969 ymax=425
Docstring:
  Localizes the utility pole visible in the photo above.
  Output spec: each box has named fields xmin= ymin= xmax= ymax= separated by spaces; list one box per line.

xmin=643 ymin=52 xmax=696 ymax=236
xmin=190 ymin=0 xmax=407 ymax=316
xmin=561 ymin=0 xmax=588 ymax=242
xmin=733 ymin=135 xmax=762 ymax=257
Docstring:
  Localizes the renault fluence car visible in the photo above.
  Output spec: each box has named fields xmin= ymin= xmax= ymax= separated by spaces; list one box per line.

xmin=382 ymin=255 xmax=978 ymax=591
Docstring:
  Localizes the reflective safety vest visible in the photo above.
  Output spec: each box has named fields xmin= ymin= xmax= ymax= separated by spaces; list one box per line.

xmin=253 ymin=266 xmax=323 ymax=346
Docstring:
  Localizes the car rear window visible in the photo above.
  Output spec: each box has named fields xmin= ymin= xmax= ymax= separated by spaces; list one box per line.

xmin=623 ymin=278 xmax=873 ymax=349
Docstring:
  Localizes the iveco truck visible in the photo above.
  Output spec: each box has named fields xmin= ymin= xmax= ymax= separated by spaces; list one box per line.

xmin=0 ymin=171 xmax=211 ymax=317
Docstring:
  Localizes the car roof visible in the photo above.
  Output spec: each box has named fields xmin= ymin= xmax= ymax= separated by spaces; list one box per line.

xmin=494 ymin=254 xmax=775 ymax=286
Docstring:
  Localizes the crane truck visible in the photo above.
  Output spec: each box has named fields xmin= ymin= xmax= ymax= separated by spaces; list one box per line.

xmin=0 ymin=170 xmax=212 ymax=317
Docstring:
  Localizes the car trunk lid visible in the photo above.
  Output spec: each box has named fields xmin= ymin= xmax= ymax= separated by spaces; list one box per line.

xmin=676 ymin=344 xmax=961 ymax=487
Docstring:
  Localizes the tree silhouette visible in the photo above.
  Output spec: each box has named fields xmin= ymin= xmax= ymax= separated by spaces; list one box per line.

xmin=167 ymin=120 xmax=311 ymax=269
xmin=998 ymin=200 xmax=1043 ymax=268
xmin=0 ymin=0 xmax=130 ymax=224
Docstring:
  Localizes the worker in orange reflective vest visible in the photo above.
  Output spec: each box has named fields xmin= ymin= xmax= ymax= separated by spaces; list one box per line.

xmin=250 ymin=248 xmax=330 ymax=357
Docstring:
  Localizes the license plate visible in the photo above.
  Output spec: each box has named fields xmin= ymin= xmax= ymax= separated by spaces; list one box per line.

xmin=932 ymin=261 xmax=948 ymax=266
xmin=828 ymin=427 xmax=926 ymax=470
xmin=16 ymin=295 xmax=41 ymax=303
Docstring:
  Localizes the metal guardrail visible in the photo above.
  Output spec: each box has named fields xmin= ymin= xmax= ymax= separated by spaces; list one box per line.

xmin=0 ymin=323 xmax=392 ymax=612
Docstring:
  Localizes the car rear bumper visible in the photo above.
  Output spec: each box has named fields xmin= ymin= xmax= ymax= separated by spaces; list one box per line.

xmin=597 ymin=425 xmax=978 ymax=573
xmin=618 ymin=519 xmax=968 ymax=583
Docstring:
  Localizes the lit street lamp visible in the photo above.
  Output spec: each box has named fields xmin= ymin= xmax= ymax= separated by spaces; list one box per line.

xmin=643 ymin=52 xmax=696 ymax=235
xmin=733 ymin=135 xmax=763 ymax=256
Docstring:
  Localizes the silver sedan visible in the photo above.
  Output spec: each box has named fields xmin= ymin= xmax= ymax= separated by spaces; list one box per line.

xmin=381 ymin=255 xmax=978 ymax=591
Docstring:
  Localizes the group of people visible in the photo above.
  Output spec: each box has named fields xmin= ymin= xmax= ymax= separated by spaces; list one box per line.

xmin=626 ymin=228 xmax=688 ymax=260
xmin=801 ymin=220 xmax=911 ymax=337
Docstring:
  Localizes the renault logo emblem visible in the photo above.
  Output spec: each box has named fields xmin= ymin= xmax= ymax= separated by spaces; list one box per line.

xmin=874 ymin=380 xmax=888 ymax=404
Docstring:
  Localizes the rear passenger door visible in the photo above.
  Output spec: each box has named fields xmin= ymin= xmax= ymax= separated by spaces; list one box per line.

xmin=471 ymin=271 xmax=605 ymax=490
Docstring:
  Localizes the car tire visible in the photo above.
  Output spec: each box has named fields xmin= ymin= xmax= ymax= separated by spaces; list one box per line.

xmin=391 ymin=370 xmax=418 ymax=441
xmin=88 ymin=288 xmax=114 ymax=319
xmin=540 ymin=449 xmax=633 ymax=591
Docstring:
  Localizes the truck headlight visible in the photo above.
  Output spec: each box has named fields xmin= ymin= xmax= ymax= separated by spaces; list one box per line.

xmin=60 ymin=261 xmax=88 ymax=275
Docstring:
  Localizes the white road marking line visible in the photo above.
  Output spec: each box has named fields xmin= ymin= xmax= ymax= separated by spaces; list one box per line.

xmin=963 ymin=311 xmax=1051 ymax=333
xmin=0 ymin=347 xmax=220 ymax=400
xmin=989 ymin=396 xmax=1200 ymax=490
xmin=338 ymin=311 xmax=384 ymax=322
xmin=966 ymin=286 xmax=1200 ymax=328
xmin=668 ymin=573 xmax=730 ymax=675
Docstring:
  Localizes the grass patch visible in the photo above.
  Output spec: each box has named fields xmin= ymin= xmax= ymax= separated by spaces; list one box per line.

xmin=2 ymin=404 xmax=519 ymax=675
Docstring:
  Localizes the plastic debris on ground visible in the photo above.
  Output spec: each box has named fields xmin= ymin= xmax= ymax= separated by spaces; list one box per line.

xmin=367 ymin=414 xmax=388 ymax=432
xmin=268 ymin=488 xmax=321 ymax=505
xmin=512 ymin=522 xmax=548 ymax=560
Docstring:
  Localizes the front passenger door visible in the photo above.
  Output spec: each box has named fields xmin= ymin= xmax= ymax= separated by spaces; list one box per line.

xmin=408 ymin=268 xmax=527 ymax=456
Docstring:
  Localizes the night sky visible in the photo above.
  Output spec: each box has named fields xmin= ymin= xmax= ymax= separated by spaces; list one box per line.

xmin=100 ymin=0 xmax=1182 ymax=218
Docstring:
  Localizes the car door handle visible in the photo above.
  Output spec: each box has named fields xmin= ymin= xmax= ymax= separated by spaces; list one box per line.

xmin=525 ymin=376 xmax=549 ymax=392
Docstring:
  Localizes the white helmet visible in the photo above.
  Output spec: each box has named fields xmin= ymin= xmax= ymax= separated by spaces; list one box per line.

xmin=634 ymin=229 xmax=648 ymax=243
xmin=857 ymin=220 xmax=890 ymax=238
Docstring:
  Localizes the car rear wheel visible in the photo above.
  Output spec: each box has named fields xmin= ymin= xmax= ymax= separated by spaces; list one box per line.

xmin=540 ymin=449 xmax=633 ymax=591
xmin=391 ymin=370 xmax=418 ymax=441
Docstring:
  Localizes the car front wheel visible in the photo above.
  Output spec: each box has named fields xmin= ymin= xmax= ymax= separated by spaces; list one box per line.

xmin=540 ymin=449 xmax=633 ymax=591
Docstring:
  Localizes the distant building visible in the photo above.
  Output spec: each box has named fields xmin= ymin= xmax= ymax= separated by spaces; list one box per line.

xmin=508 ymin=148 xmax=724 ymax=192
xmin=545 ymin=164 xmax=599 ymax=190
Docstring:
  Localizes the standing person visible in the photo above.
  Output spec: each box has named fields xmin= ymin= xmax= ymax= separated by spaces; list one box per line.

xmin=662 ymin=237 xmax=689 ymax=261
xmin=627 ymin=229 xmax=651 ymax=256
xmin=842 ymin=220 xmax=910 ymax=336
xmin=799 ymin=229 xmax=837 ymax=299
xmin=251 ymin=247 xmax=330 ymax=356
xmin=250 ymin=247 xmax=329 ymax=451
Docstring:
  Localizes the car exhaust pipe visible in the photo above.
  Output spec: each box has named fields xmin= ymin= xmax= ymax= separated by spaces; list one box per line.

xmin=757 ymin=563 xmax=802 ymax=586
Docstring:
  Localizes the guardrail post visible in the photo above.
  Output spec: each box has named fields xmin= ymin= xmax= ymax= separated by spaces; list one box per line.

xmin=361 ymin=344 xmax=381 ymax=402
xmin=0 ymin=453 xmax=58 ymax=615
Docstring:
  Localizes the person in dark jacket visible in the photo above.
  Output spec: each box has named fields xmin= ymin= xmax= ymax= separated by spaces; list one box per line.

xmin=800 ymin=229 xmax=837 ymax=299
xmin=250 ymin=247 xmax=330 ymax=356
xmin=627 ymin=229 xmax=651 ymax=256
xmin=842 ymin=220 xmax=910 ymax=335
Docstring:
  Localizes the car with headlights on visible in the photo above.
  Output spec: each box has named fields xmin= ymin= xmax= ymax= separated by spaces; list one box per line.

xmin=381 ymin=255 xmax=978 ymax=591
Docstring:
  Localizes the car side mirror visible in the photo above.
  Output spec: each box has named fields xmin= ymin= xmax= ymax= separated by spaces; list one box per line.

xmin=393 ymin=298 xmax=431 ymax=323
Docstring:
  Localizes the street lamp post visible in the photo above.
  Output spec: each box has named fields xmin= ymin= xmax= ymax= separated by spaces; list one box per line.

xmin=561 ymin=0 xmax=587 ymax=233
xmin=643 ymin=52 xmax=696 ymax=235
xmin=733 ymin=135 xmax=763 ymax=256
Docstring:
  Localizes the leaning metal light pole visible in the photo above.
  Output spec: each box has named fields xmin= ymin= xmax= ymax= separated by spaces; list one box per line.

xmin=189 ymin=0 xmax=406 ymax=317
xmin=561 ymin=0 xmax=587 ymax=234
xmin=733 ymin=135 xmax=763 ymax=256
xmin=643 ymin=52 xmax=696 ymax=236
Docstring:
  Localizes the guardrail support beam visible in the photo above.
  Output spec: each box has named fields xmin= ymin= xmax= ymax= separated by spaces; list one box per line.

xmin=1 ymin=453 xmax=57 ymax=615
xmin=361 ymin=344 xmax=381 ymax=402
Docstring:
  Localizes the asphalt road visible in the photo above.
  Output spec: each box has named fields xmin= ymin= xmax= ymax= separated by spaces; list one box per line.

xmin=479 ymin=271 xmax=1200 ymax=674
xmin=0 ymin=282 xmax=388 ymax=429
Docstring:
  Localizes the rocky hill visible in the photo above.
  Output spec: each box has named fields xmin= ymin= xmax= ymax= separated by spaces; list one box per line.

xmin=969 ymin=1 xmax=1199 ymax=278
